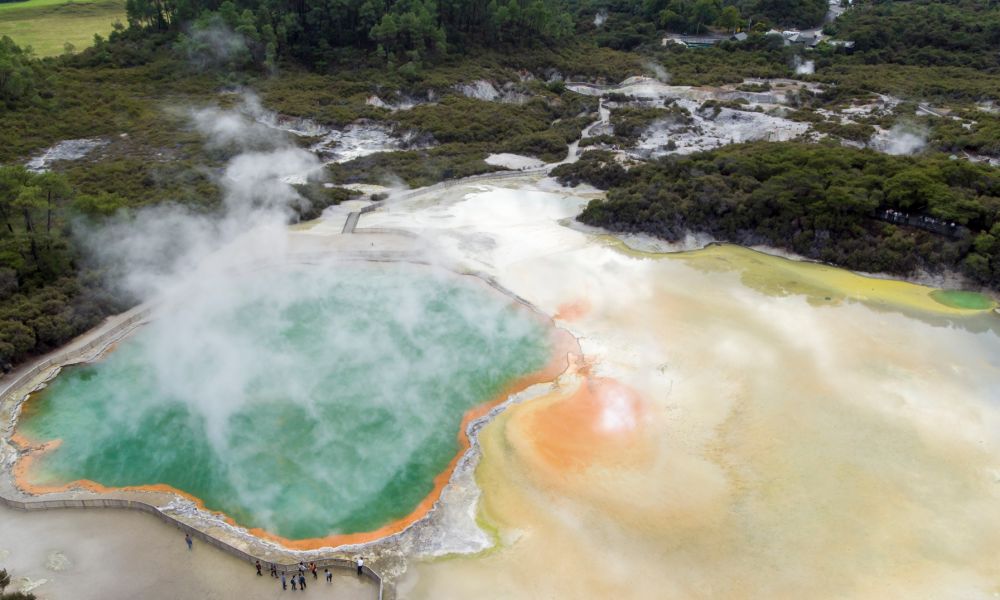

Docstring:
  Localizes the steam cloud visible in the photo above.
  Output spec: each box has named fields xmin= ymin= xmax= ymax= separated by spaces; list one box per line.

xmin=54 ymin=90 xmax=553 ymax=540
xmin=645 ymin=61 xmax=671 ymax=83
xmin=872 ymin=122 xmax=928 ymax=156
xmin=79 ymin=93 xmax=322 ymax=300
xmin=177 ymin=20 xmax=250 ymax=72
xmin=793 ymin=56 xmax=815 ymax=75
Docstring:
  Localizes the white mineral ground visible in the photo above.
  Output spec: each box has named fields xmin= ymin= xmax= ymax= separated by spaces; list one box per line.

xmin=25 ymin=139 xmax=108 ymax=172
xmin=635 ymin=98 xmax=812 ymax=156
xmin=365 ymin=95 xmax=423 ymax=112
xmin=455 ymin=80 xmax=529 ymax=104
xmin=240 ymin=94 xmax=425 ymax=164
xmin=574 ymin=76 xmax=1000 ymax=165
xmin=0 ymin=505 xmax=377 ymax=599
xmin=484 ymin=153 xmax=546 ymax=170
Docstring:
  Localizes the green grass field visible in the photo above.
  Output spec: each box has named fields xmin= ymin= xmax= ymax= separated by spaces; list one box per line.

xmin=0 ymin=0 xmax=125 ymax=57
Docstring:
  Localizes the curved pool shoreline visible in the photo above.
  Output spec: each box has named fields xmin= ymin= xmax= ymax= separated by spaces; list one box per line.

xmin=0 ymin=249 xmax=579 ymax=600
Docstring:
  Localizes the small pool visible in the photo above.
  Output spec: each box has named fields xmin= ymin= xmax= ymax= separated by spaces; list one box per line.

xmin=929 ymin=289 xmax=995 ymax=310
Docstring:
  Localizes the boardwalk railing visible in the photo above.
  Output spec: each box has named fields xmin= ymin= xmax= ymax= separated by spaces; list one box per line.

xmin=0 ymin=494 xmax=384 ymax=597
xmin=0 ymin=308 xmax=151 ymax=405
xmin=876 ymin=208 xmax=970 ymax=239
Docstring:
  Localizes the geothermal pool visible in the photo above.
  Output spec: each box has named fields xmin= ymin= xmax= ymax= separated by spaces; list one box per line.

xmin=15 ymin=262 xmax=552 ymax=543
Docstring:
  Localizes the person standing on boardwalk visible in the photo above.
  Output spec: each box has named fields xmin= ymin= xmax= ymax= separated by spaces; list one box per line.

xmin=291 ymin=575 xmax=297 ymax=591
xmin=298 ymin=562 xmax=305 ymax=576
xmin=256 ymin=560 xmax=262 ymax=576
xmin=310 ymin=562 xmax=317 ymax=579
xmin=281 ymin=572 xmax=287 ymax=590
xmin=270 ymin=563 xmax=278 ymax=578
xmin=185 ymin=533 xmax=192 ymax=550
xmin=356 ymin=556 xmax=364 ymax=576
xmin=325 ymin=568 xmax=332 ymax=583
xmin=298 ymin=573 xmax=307 ymax=589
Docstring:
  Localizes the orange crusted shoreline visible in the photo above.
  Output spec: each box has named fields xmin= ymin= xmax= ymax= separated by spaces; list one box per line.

xmin=9 ymin=327 xmax=578 ymax=551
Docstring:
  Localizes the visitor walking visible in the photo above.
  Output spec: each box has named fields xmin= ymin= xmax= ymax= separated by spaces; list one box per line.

xmin=299 ymin=573 xmax=307 ymax=589
xmin=185 ymin=533 xmax=192 ymax=550
xmin=325 ymin=568 xmax=332 ymax=583
xmin=298 ymin=562 xmax=306 ymax=576
xmin=271 ymin=563 xmax=278 ymax=578
xmin=310 ymin=561 xmax=318 ymax=579
xmin=256 ymin=560 xmax=263 ymax=576
xmin=291 ymin=575 xmax=297 ymax=591
xmin=281 ymin=572 xmax=287 ymax=590
xmin=356 ymin=556 xmax=364 ymax=576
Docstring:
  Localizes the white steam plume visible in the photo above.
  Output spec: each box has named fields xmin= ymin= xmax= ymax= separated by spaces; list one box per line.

xmin=177 ymin=20 xmax=250 ymax=72
xmin=871 ymin=122 xmax=928 ymax=156
xmin=645 ymin=61 xmax=671 ymax=83
xmin=59 ymin=94 xmax=549 ymax=539
xmin=793 ymin=56 xmax=815 ymax=75
xmin=78 ymin=93 xmax=322 ymax=300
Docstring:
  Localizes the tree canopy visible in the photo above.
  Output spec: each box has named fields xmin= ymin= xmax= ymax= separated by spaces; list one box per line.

xmin=127 ymin=0 xmax=575 ymax=68
xmin=827 ymin=0 xmax=1000 ymax=70
xmin=0 ymin=166 xmax=124 ymax=369
xmin=0 ymin=35 xmax=45 ymax=109
xmin=642 ymin=0 xmax=826 ymax=34
xmin=556 ymin=143 xmax=1000 ymax=289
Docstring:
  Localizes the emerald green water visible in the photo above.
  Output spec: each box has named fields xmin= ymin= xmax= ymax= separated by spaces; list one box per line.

xmin=18 ymin=263 xmax=550 ymax=540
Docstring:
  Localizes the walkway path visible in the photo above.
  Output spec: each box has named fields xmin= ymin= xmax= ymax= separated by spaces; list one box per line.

xmin=343 ymin=211 xmax=361 ymax=233
xmin=917 ymin=103 xmax=948 ymax=119
xmin=0 ymin=504 xmax=377 ymax=600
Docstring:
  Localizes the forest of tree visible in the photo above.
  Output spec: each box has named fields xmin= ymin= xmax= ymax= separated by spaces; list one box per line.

xmin=118 ymin=0 xmax=838 ymax=71
xmin=826 ymin=0 xmax=1000 ymax=69
xmin=578 ymin=0 xmax=826 ymax=50
xmin=0 ymin=35 xmax=45 ymax=109
xmin=127 ymin=0 xmax=575 ymax=69
xmin=0 ymin=166 xmax=125 ymax=368
xmin=643 ymin=0 xmax=826 ymax=32
xmin=555 ymin=144 xmax=1000 ymax=289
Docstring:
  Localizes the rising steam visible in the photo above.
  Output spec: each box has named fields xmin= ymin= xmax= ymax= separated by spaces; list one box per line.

xmin=870 ymin=121 xmax=928 ymax=156
xmin=645 ymin=61 xmax=671 ymax=83
xmin=793 ymin=56 xmax=815 ymax=75
xmin=48 ymin=90 xmax=554 ymax=541
xmin=78 ymin=93 xmax=322 ymax=300
xmin=176 ymin=19 xmax=251 ymax=72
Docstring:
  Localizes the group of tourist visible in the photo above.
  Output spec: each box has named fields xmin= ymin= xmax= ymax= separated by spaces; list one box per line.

xmin=262 ymin=558 xmax=365 ymax=592
xmin=186 ymin=531 xmax=366 ymax=592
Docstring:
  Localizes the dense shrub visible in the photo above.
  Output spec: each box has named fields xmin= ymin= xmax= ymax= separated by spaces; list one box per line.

xmin=560 ymin=142 xmax=1000 ymax=288
xmin=828 ymin=0 xmax=1000 ymax=70
xmin=0 ymin=36 xmax=46 ymax=109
